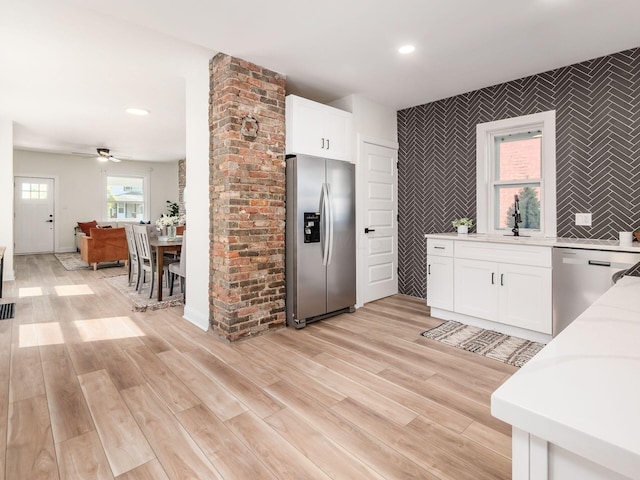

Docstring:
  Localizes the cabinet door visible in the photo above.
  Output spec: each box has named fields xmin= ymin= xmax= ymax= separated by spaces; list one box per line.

xmin=323 ymin=108 xmax=351 ymax=161
xmin=426 ymin=255 xmax=453 ymax=310
xmin=287 ymin=98 xmax=326 ymax=157
xmin=498 ymin=264 xmax=552 ymax=334
xmin=286 ymin=95 xmax=352 ymax=160
xmin=454 ymin=258 xmax=498 ymax=320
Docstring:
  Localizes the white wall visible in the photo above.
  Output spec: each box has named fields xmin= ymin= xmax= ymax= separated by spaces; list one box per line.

xmin=182 ymin=59 xmax=211 ymax=331
xmin=14 ymin=150 xmax=178 ymax=252
xmin=329 ymin=94 xmax=398 ymax=152
xmin=0 ymin=120 xmax=15 ymax=281
xmin=329 ymin=95 xmax=398 ymax=307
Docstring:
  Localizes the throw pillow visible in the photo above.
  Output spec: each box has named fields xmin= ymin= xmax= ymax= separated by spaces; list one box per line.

xmin=97 ymin=225 xmax=112 ymax=229
xmin=139 ymin=220 xmax=151 ymax=224
xmin=77 ymin=220 xmax=98 ymax=236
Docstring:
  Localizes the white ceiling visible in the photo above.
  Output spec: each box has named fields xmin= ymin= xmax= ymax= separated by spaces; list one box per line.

xmin=3 ymin=0 xmax=640 ymax=162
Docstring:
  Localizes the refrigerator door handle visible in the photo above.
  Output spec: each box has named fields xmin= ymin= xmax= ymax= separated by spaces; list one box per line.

xmin=327 ymin=183 xmax=334 ymax=265
xmin=320 ymin=183 xmax=330 ymax=266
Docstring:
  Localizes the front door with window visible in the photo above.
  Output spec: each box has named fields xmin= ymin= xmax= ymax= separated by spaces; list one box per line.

xmin=15 ymin=176 xmax=55 ymax=254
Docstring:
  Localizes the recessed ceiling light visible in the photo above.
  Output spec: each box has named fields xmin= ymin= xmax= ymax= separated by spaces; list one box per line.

xmin=398 ymin=45 xmax=415 ymax=54
xmin=126 ymin=107 xmax=149 ymax=116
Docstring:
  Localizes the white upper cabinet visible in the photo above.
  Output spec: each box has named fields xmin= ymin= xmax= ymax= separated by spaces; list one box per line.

xmin=286 ymin=95 xmax=352 ymax=161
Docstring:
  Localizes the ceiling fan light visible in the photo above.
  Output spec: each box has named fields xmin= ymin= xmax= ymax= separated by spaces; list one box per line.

xmin=97 ymin=156 xmax=109 ymax=162
xmin=398 ymin=44 xmax=415 ymax=54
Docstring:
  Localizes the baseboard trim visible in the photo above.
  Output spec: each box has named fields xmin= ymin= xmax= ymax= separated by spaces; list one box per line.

xmin=2 ymin=269 xmax=15 ymax=282
xmin=430 ymin=308 xmax=552 ymax=344
xmin=183 ymin=305 xmax=209 ymax=331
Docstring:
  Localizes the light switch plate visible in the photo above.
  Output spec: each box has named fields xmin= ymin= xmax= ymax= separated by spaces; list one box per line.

xmin=575 ymin=213 xmax=592 ymax=226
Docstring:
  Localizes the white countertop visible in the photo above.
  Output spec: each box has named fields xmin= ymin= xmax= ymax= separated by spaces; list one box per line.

xmin=491 ymin=275 xmax=640 ymax=479
xmin=424 ymin=232 xmax=640 ymax=253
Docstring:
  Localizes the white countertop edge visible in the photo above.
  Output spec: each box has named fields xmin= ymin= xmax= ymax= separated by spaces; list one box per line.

xmin=491 ymin=393 xmax=640 ymax=479
xmin=424 ymin=232 xmax=640 ymax=253
xmin=491 ymin=276 xmax=640 ymax=479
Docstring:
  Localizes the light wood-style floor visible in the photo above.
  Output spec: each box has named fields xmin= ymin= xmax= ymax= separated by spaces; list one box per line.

xmin=0 ymin=254 xmax=516 ymax=479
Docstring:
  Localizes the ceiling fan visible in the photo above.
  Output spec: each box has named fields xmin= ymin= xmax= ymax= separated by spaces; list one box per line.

xmin=95 ymin=147 xmax=121 ymax=163
xmin=71 ymin=147 xmax=124 ymax=162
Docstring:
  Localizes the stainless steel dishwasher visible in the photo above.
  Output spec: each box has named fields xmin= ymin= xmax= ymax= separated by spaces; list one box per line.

xmin=552 ymin=247 xmax=640 ymax=336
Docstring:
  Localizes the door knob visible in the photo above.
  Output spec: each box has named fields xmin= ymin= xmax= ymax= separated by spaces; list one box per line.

xmin=45 ymin=219 xmax=53 ymax=223
xmin=364 ymin=228 xmax=376 ymax=233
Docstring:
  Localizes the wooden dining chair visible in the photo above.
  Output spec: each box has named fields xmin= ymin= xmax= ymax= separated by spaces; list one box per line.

xmin=132 ymin=225 xmax=156 ymax=298
xmin=133 ymin=225 xmax=179 ymax=298
xmin=124 ymin=224 xmax=141 ymax=289
xmin=169 ymin=231 xmax=186 ymax=298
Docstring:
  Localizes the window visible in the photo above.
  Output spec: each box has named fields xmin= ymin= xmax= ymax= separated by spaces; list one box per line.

xmin=104 ymin=174 xmax=149 ymax=221
xmin=21 ymin=182 xmax=48 ymax=200
xmin=476 ymin=111 xmax=556 ymax=237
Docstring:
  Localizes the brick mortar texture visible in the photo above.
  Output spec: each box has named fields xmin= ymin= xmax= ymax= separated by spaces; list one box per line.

xmin=209 ymin=53 xmax=286 ymax=342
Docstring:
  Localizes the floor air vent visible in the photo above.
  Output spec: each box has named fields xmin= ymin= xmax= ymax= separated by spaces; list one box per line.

xmin=0 ymin=303 xmax=15 ymax=320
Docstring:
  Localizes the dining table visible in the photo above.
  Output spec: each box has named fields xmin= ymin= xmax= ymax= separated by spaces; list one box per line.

xmin=149 ymin=236 xmax=182 ymax=302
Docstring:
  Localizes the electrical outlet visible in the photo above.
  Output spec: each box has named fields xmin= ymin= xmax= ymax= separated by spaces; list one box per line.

xmin=575 ymin=213 xmax=592 ymax=226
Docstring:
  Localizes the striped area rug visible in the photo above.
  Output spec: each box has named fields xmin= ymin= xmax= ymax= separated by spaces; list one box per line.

xmin=421 ymin=320 xmax=545 ymax=367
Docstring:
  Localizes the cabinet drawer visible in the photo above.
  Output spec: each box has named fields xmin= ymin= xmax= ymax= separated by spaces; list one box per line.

xmin=455 ymin=241 xmax=551 ymax=267
xmin=427 ymin=239 xmax=454 ymax=257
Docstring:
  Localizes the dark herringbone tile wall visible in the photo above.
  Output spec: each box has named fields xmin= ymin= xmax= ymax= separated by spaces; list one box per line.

xmin=398 ymin=47 xmax=640 ymax=298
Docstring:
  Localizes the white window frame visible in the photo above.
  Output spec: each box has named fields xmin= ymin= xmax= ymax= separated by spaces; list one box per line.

xmin=102 ymin=171 xmax=150 ymax=222
xmin=476 ymin=110 xmax=556 ymax=237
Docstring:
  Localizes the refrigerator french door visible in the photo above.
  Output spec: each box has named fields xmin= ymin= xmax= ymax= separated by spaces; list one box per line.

xmin=286 ymin=154 xmax=356 ymax=328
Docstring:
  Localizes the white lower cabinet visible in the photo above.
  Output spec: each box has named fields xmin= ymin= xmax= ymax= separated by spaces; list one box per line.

xmin=498 ymin=263 xmax=552 ymax=334
xmin=453 ymin=258 xmax=499 ymax=320
xmin=454 ymin=259 xmax=551 ymax=334
xmin=427 ymin=238 xmax=553 ymax=337
xmin=426 ymin=255 xmax=454 ymax=311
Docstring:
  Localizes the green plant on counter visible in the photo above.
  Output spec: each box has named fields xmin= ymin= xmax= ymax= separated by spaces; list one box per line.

xmin=452 ymin=217 xmax=474 ymax=228
xmin=166 ymin=200 xmax=180 ymax=217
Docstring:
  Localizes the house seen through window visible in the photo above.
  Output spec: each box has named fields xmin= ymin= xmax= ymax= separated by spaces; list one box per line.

xmin=493 ymin=130 xmax=541 ymax=231
xmin=106 ymin=175 xmax=145 ymax=220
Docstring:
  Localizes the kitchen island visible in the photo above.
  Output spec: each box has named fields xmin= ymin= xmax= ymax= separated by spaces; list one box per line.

xmin=491 ymin=275 xmax=640 ymax=480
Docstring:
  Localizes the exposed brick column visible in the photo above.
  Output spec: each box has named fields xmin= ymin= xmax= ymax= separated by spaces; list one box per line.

xmin=209 ymin=53 xmax=286 ymax=341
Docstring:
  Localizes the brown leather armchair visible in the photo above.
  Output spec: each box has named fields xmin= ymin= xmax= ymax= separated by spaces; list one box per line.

xmin=80 ymin=227 xmax=129 ymax=270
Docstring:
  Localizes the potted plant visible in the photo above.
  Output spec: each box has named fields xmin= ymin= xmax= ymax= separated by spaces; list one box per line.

xmin=452 ymin=217 xmax=473 ymax=234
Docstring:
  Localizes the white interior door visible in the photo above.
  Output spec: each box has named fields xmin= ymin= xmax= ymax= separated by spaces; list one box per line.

xmin=362 ymin=142 xmax=398 ymax=303
xmin=15 ymin=177 xmax=55 ymax=254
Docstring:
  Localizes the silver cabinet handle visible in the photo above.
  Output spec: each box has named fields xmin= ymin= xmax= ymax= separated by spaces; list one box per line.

xmin=321 ymin=138 xmax=325 ymax=149
xmin=500 ymin=274 xmax=504 ymax=286
xmin=428 ymin=264 xmax=431 ymax=275
xmin=434 ymin=246 xmax=445 ymax=250
xmin=326 ymin=138 xmax=330 ymax=149
xmin=491 ymin=272 xmax=495 ymax=284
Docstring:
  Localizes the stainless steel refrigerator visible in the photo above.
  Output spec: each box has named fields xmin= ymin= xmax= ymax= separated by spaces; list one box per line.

xmin=286 ymin=154 xmax=356 ymax=328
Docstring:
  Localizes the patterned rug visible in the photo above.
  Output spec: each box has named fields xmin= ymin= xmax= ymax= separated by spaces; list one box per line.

xmin=54 ymin=252 xmax=124 ymax=271
xmin=421 ymin=321 xmax=545 ymax=367
xmin=105 ymin=273 xmax=183 ymax=312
